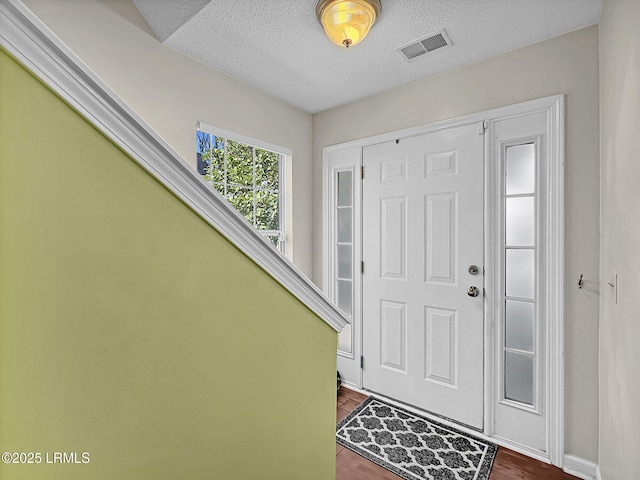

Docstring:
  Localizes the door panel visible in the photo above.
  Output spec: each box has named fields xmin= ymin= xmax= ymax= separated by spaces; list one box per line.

xmin=380 ymin=196 xmax=407 ymax=279
xmin=362 ymin=123 xmax=484 ymax=429
xmin=380 ymin=300 xmax=407 ymax=372
xmin=424 ymin=306 xmax=457 ymax=386
xmin=425 ymin=192 xmax=457 ymax=284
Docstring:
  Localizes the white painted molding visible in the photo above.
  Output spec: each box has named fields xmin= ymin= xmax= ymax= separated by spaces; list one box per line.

xmin=596 ymin=465 xmax=603 ymax=480
xmin=0 ymin=0 xmax=348 ymax=333
xmin=321 ymin=95 xmax=567 ymax=152
xmin=324 ymin=95 xmax=565 ymax=464
xmin=563 ymin=454 xmax=598 ymax=480
xmin=485 ymin=96 xmax=565 ymax=467
xmin=339 ymin=382 xmax=367 ymax=395
xmin=548 ymin=95 xmax=566 ymax=467
xmin=324 ymin=149 xmax=362 ymax=357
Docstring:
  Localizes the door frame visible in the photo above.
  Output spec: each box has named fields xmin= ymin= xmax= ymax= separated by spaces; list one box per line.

xmin=323 ymin=94 xmax=564 ymax=467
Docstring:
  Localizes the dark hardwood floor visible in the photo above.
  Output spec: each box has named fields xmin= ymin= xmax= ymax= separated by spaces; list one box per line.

xmin=336 ymin=387 xmax=580 ymax=480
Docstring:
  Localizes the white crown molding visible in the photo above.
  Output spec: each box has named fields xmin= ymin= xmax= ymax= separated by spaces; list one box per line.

xmin=0 ymin=0 xmax=348 ymax=333
xmin=563 ymin=454 xmax=598 ymax=480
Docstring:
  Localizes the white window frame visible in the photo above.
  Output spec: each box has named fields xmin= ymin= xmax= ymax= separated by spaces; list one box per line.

xmin=196 ymin=122 xmax=291 ymax=253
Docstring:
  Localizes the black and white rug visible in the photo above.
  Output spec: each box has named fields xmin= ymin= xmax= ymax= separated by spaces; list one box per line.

xmin=337 ymin=397 xmax=497 ymax=480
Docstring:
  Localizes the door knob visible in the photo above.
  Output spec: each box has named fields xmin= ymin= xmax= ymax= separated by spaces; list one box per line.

xmin=467 ymin=286 xmax=480 ymax=297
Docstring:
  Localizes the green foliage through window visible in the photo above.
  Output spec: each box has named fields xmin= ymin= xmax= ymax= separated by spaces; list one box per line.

xmin=197 ymin=131 xmax=283 ymax=250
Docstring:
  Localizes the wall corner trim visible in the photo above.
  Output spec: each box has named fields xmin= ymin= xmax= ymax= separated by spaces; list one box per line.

xmin=595 ymin=465 xmax=603 ymax=480
xmin=0 ymin=0 xmax=348 ymax=333
xmin=564 ymin=454 xmax=599 ymax=480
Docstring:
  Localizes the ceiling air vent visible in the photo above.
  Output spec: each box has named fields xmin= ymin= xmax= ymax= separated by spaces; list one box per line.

xmin=397 ymin=30 xmax=451 ymax=61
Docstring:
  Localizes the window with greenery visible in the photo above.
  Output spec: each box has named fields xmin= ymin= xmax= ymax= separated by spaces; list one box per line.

xmin=196 ymin=130 xmax=284 ymax=251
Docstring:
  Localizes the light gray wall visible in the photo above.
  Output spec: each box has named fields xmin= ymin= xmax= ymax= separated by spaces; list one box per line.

xmin=312 ymin=26 xmax=600 ymax=462
xmin=599 ymin=1 xmax=640 ymax=478
xmin=23 ymin=0 xmax=314 ymax=276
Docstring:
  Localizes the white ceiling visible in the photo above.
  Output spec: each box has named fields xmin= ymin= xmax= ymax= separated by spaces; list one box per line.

xmin=133 ymin=0 xmax=602 ymax=114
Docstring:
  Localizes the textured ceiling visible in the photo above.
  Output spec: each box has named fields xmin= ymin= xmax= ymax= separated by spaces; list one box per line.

xmin=133 ymin=0 xmax=602 ymax=113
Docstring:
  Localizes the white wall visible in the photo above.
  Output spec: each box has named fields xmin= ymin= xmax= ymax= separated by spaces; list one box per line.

xmin=312 ymin=26 xmax=600 ymax=463
xmin=599 ymin=1 xmax=640 ymax=478
xmin=23 ymin=0 xmax=314 ymax=276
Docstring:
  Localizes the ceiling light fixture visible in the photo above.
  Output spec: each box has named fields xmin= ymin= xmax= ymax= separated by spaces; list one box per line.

xmin=316 ymin=0 xmax=381 ymax=48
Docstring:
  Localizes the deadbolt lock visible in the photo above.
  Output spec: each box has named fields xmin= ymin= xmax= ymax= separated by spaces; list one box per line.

xmin=468 ymin=265 xmax=479 ymax=275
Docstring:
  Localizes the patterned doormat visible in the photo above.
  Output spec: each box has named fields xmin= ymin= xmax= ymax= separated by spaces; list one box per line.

xmin=337 ymin=397 xmax=497 ymax=480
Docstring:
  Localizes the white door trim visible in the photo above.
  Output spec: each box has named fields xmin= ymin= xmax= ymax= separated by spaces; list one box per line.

xmin=484 ymin=97 xmax=565 ymax=465
xmin=548 ymin=96 xmax=566 ymax=467
xmin=323 ymin=94 xmax=564 ymax=466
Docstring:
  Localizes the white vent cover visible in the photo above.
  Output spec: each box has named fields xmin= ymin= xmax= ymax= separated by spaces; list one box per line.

xmin=397 ymin=30 xmax=452 ymax=61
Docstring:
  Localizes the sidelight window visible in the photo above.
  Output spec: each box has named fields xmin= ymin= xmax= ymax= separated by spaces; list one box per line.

xmin=503 ymin=142 xmax=537 ymax=407
xmin=335 ymin=169 xmax=354 ymax=354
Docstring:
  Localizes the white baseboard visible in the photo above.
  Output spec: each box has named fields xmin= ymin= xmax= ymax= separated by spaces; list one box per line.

xmin=340 ymin=381 xmax=366 ymax=394
xmin=564 ymin=454 xmax=598 ymax=480
xmin=596 ymin=465 xmax=603 ymax=480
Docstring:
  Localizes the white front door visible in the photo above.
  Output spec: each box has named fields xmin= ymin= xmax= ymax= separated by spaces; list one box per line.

xmin=362 ymin=123 xmax=485 ymax=429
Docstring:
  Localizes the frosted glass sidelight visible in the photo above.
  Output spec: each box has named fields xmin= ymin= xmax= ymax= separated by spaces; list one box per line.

xmin=506 ymin=197 xmax=535 ymax=246
xmin=506 ymin=300 xmax=535 ymax=352
xmin=506 ymin=143 xmax=535 ymax=195
xmin=337 ymin=171 xmax=353 ymax=207
xmin=337 ymin=245 xmax=353 ymax=279
xmin=506 ymin=249 xmax=535 ymax=299
xmin=337 ymin=280 xmax=352 ymax=316
xmin=505 ymin=351 xmax=534 ymax=405
xmin=335 ymin=170 xmax=354 ymax=327
xmin=337 ymin=207 xmax=353 ymax=243
xmin=339 ymin=323 xmax=352 ymax=353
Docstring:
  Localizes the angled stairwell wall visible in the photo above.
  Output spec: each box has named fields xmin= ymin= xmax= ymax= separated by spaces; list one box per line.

xmin=0 ymin=45 xmax=337 ymax=480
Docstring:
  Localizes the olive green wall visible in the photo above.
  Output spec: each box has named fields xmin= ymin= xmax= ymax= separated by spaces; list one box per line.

xmin=23 ymin=0 xmax=314 ymax=275
xmin=0 ymin=48 xmax=337 ymax=480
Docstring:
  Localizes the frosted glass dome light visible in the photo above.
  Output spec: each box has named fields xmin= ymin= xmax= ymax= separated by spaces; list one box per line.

xmin=316 ymin=0 xmax=381 ymax=48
